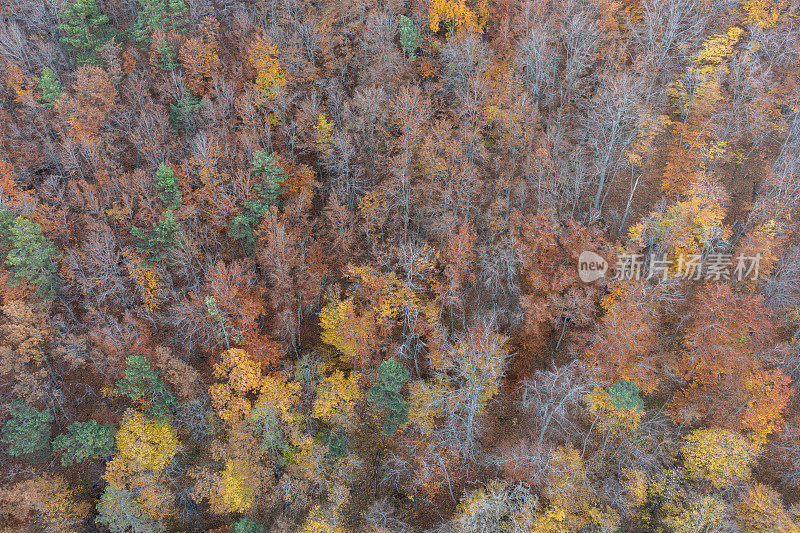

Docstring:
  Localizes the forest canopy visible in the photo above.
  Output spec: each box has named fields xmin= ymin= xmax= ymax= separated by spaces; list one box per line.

xmin=0 ymin=0 xmax=800 ymax=531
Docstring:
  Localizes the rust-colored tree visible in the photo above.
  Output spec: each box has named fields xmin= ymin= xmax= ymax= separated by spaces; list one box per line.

xmin=672 ymin=284 xmax=793 ymax=445
xmin=514 ymin=208 xmax=611 ymax=370
xmin=184 ymin=259 xmax=283 ymax=371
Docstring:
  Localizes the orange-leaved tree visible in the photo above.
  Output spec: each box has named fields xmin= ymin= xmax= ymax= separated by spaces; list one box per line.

xmin=673 ymin=285 xmax=792 ymax=445
xmin=210 ymin=347 xmax=265 ymax=423
xmin=582 ymin=278 xmax=667 ymax=394
xmin=188 ymin=259 xmax=283 ymax=370
xmin=319 ymin=264 xmax=420 ymax=373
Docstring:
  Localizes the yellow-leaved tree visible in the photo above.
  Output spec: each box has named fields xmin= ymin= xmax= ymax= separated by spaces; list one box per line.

xmin=219 ymin=459 xmax=255 ymax=513
xmin=407 ymin=377 xmax=448 ymax=436
xmin=660 ymin=25 xmax=744 ymax=196
xmin=680 ymin=428 xmax=755 ymax=488
xmin=210 ymin=348 xmax=264 ymax=422
xmin=744 ymin=0 xmax=788 ymax=30
xmin=428 ymin=0 xmax=484 ymax=35
xmin=248 ymin=33 xmax=286 ymax=100
xmin=664 ymin=496 xmax=726 ymax=533
xmin=533 ymin=444 xmax=618 ymax=533
xmin=196 ymin=373 xmax=304 ymax=516
xmin=628 ymin=175 xmax=730 ymax=262
xmin=312 ymin=369 xmax=362 ymax=431
xmin=104 ymin=409 xmax=180 ymax=521
xmin=196 ymin=367 xmax=305 ymax=516
xmin=314 ymin=114 xmax=334 ymax=155
xmin=319 ymin=264 xmax=420 ymax=373
xmin=108 ymin=409 xmax=179 ymax=474
xmin=301 ymin=504 xmax=348 ymax=533
xmin=734 ymin=219 xmax=783 ymax=288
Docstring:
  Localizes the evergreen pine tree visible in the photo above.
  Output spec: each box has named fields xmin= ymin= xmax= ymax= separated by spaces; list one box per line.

xmin=130 ymin=208 xmax=182 ymax=264
xmin=608 ymin=379 xmax=645 ymax=415
xmin=114 ymin=355 xmax=177 ymax=420
xmin=169 ymin=88 xmax=201 ymax=131
xmin=3 ymin=215 xmax=60 ymax=299
xmin=155 ymin=40 xmax=179 ymax=71
xmin=53 ymin=419 xmax=116 ymax=465
xmin=250 ymin=150 xmax=286 ymax=206
xmin=367 ymin=358 xmax=410 ymax=435
xmin=96 ymin=485 xmax=162 ymax=533
xmin=58 ymin=0 xmax=111 ymax=64
xmin=232 ymin=518 xmax=267 ymax=533
xmin=1 ymin=400 xmax=53 ymax=461
xmin=228 ymin=151 xmax=287 ymax=252
xmin=155 ymin=162 xmax=182 ymax=208
xmin=399 ymin=16 xmax=422 ymax=60
xmin=38 ymin=68 xmax=62 ymax=109
xmin=131 ymin=0 xmax=188 ymax=44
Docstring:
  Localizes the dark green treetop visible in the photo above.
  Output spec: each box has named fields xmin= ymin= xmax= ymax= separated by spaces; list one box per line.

xmin=114 ymin=355 xmax=177 ymax=420
xmin=38 ymin=68 xmax=62 ymax=109
xmin=1 ymin=213 xmax=60 ymax=299
xmin=399 ymin=16 xmax=422 ymax=60
xmin=58 ymin=0 xmax=111 ymax=64
xmin=229 ymin=151 xmax=287 ymax=252
xmin=608 ymin=378 xmax=645 ymax=414
xmin=130 ymin=208 xmax=182 ymax=264
xmin=367 ymin=357 xmax=410 ymax=436
xmin=53 ymin=419 xmax=116 ymax=465
xmin=130 ymin=0 xmax=188 ymax=44
xmin=1 ymin=400 xmax=53 ymax=460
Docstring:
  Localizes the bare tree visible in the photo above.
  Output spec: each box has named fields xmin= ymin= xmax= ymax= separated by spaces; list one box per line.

xmin=496 ymin=362 xmax=596 ymax=486
xmin=515 ymin=24 xmax=558 ymax=108
xmin=557 ymin=2 xmax=601 ymax=105
xmin=519 ymin=361 xmax=597 ymax=450
xmin=631 ymin=0 xmax=711 ymax=81
xmin=582 ymin=73 xmax=644 ymax=214
xmin=428 ymin=322 xmax=510 ymax=461
xmin=762 ymin=245 xmax=800 ymax=313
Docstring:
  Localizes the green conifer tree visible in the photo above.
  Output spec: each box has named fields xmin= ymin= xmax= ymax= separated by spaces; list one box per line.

xmin=155 ymin=40 xmax=179 ymax=71
xmin=367 ymin=358 xmax=410 ymax=435
xmin=131 ymin=0 xmax=188 ymax=44
xmin=232 ymin=518 xmax=267 ymax=533
xmin=53 ymin=419 xmax=116 ymax=465
xmin=169 ymin=88 xmax=201 ymax=131
xmin=1 ymin=400 xmax=53 ymax=460
xmin=58 ymin=0 xmax=111 ymax=64
xmin=608 ymin=378 xmax=645 ymax=415
xmin=38 ymin=68 xmax=62 ymax=109
xmin=96 ymin=484 xmax=162 ymax=533
xmin=229 ymin=151 xmax=287 ymax=252
xmin=399 ymin=16 xmax=422 ymax=60
xmin=114 ymin=355 xmax=177 ymax=420
xmin=130 ymin=208 xmax=182 ymax=264
xmin=3 ymin=215 xmax=60 ymax=299
xmin=154 ymin=162 xmax=182 ymax=208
